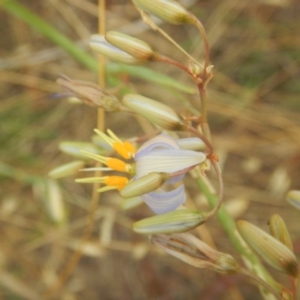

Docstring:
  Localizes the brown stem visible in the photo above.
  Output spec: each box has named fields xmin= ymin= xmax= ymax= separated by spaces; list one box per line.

xmin=158 ymin=55 xmax=201 ymax=82
xmin=188 ymin=126 xmax=213 ymax=156
xmin=192 ymin=17 xmax=210 ymax=73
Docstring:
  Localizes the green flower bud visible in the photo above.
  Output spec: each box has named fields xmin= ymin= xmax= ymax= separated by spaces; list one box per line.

xmin=48 ymin=160 xmax=85 ymax=179
xmin=268 ymin=214 xmax=293 ymax=251
xmin=122 ymin=94 xmax=185 ymax=130
xmin=120 ymin=172 xmax=170 ymax=199
xmin=286 ymin=190 xmax=300 ymax=211
xmin=151 ymin=233 xmax=240 ymax=273
xmin=89 ymin=34 xmax=141 ymax=64
xmin=133 ymin=209 xmax=208 ymax=234
xmin=237 ymin=220 xmax=298 ymax=277
xmin=105 ymin=31 xmax=159 ymax=61
xmin=132 ymin=0 xmax=194 ymax=25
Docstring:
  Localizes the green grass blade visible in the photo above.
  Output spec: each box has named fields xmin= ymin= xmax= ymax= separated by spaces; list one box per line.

xmin=2 ymin=0 xmax=97 ymax=72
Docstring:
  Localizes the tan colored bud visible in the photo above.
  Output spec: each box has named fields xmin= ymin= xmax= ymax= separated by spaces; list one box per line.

xmin=59 ymin=141 xmax=102 ymax=160
xmin=237 ymin=220 xmax=298 ymax=277
xmin=151 ymin=233 xmax=240 ymax=273
xmin=286 ymin=190 xmax=300 ymax=211
xmin=120 ymin=172 xmax=170 ymax=199
xmin=268 ymin=214 xmax=293 ymax=251
xmin=132 ymin=0 xmax=194 ymax=25
xmin=57 ymin=75 xmax=122 ymax=111
xmin=122 ymin=94 xmax=185 ymax=130
xmin=105 ymin=31 xmax=159 ymax=61
xmin=133 ymin=209 xmax=208 ymax=234
xmin=48 ymin=160 xmax=85 ymax=179
xmin=89 ymin=34 xmax=141 ymax=64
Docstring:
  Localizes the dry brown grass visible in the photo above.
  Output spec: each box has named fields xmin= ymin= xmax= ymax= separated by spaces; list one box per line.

xmin=0 ymin=0 xmax=299 ymax=299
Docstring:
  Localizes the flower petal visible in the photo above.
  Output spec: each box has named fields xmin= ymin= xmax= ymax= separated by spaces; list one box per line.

xmin=135 ymin=149 xmax=206 ymax=177
xmin=142 ymin=185 xmax=186 ymax=214
xmin=135 ymin=134 xmax=179 ymax=159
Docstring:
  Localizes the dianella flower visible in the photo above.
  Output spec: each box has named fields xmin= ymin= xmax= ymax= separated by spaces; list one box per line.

xmin=76 ymin=131 xmax=206 ymax=214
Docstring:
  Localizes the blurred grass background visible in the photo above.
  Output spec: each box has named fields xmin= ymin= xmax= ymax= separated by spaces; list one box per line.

xmin=0 ymin=0 xmax=299 ymax=299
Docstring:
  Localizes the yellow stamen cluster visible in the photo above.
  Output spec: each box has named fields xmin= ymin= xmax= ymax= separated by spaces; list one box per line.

xmin=76 ymin=130 xmax=136 ymax=193
xmin=95 ymin=129 xmax=136 ymax=159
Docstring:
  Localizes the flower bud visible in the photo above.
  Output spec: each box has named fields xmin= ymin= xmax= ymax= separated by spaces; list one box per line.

xmin=57 ymin=75 xmax=122 ymax=111
xmin=105 ymin=31 xmax=159 ymax=61
xmin=48 ymin=160 xmax=85 ymax=179
xmin=59 ymin=141 xmax=103 ymax=160
xmin=89 ymin=34 xmax=141 ymax=64
xmin=122 ymin=94 xmax=185 ymax=130
xmin=188 ymin=61 xmax=203 ymax=76
xmin=237 ymin=220 xmax=298 ymax=277
xmin=133 ymin=209 xmax=208 ymax=234
xmin=151 ymin=233 xmax=240 ymax=273
xmin=132 ymin=0 xmax=194 ymax=25
xmin=286 ymin=190 xmax=300 ymax=211
xmin=268 ymin=214 xmax=293 ymax=251
xmin=120 ymin=172 xmax=170 ymax=199
xmin=176 ymin=137 xmax=205 ymax=151
xmin=120 ymin=197 xmax=144 ymax=210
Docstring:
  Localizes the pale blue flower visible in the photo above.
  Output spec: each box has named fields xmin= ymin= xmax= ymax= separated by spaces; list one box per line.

xmin=77 ymin=131 xmax=206 ymax=214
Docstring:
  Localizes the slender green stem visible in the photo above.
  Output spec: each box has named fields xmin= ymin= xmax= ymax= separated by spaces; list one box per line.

xmin=108 ymin=63 xmax=196 ymax=94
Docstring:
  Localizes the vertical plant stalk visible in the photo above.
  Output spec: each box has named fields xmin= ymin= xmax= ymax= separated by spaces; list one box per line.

xmin=44 ymin=1 xmax=106 ymax=299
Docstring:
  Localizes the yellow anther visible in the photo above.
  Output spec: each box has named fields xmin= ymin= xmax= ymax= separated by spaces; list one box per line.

xmin=104 ymin=176 xmax=129 ymax=190
xmin=123 ymin=141 xmax=136 ymax=157
xmin=113 ymin=142 xmax=134 ymax=159
xmin=94 ymin=129 xmax=136 ymax=159
xmin=106 ymin=158 xmax=129 ymax=172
